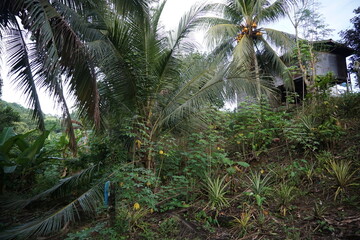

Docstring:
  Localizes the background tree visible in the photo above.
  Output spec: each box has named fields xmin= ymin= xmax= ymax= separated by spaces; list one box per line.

xmin=0 ymin=101 xmax=20 ymax=131
xmin=286 ymin=0 xmax=333 ymax=98
xmin=341 ymin=7 xmax=360 ymax=84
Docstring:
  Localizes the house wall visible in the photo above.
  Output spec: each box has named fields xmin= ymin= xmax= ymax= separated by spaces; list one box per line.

xmin=315 ymin=52 xmax=348 ymax=81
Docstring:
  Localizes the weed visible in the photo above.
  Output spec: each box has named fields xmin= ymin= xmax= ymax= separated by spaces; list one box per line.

xmin=159 ymin=217 xmax=180 ymax=236
xmin=65 ymin=222 xmax=119 ymax=240
xmin=194 ymin=210 xmax=216 ymax=233
xmin=231 ymin=206 xmax=253 ymax=237
xmin=313 ymin=201 xmax=327 ymax=219
xmin=284 ymin=226 xmax=301 ymax=240
xmin=116 ymin=206 xmax=149 ymax=233
xmin=275 ymin=183 xmax=297 ymax=216
xmin=314 ymin=220 xmax=335 ymax=233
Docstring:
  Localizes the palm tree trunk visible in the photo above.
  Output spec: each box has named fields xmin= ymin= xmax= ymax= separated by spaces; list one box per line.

xmin=144 ymin=101 xmax=155 ymax=170
xmin=253 ymin=49 xmax=262 ymax=100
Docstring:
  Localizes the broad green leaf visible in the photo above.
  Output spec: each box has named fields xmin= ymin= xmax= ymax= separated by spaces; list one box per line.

xmin=17 ymin=130 xmax=50 ymax=166
xmin=238 ymin=161 xmax=250 ymax=167
xmin=0 ymin=127 xmax=16 ymax=145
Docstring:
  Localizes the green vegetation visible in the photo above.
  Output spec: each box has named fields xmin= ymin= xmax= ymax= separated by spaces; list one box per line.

xmin=1 ymin=0 xmax=360 ymax=239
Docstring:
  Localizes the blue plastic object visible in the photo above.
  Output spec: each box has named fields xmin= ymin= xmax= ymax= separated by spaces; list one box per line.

xmin=104 ymin=181 xmax=111 ymax=207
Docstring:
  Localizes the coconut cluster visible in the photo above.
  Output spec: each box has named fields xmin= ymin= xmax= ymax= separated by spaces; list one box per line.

xmin=236 ymin=22 xmax=263 ymax=42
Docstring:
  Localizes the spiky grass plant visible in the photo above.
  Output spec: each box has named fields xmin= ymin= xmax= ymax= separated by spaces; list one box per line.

xmin=203 ymin=175 xmax=230 ymax=211
xmin=245 ymin=171 xmax=272 ymax=208
xmin=326 ymin=160 xmax=358 ymax=200
xmin=116 ymin=206 xmax=150 ymax=232
xmin=231 ymin=206 xmax=253 ymax=237
xmin=247 ymin=171 xmax=272 ymax=196
xmin=313 ymin=201 xmax=327 ymax=219
xmin=275 ymin=183 xmax=297 ymax=216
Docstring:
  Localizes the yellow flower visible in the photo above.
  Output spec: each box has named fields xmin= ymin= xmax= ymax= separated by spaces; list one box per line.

xmin=236 ymin=141 xmax=241 ymax=144
xmin=217 ymin=147 xmax=221 ymax=150
xmin=159 ymin=150 xmax=164 ymax=155
xmin=260 ymin=169 xmax=265 ymax=174
xmin=133 ymin=202 xmax=140 ymax=210
xmin=135 ymin=139 xmax=142 ymax=148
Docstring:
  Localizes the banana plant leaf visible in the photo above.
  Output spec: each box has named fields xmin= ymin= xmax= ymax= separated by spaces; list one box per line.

xmin=0 ymin=127 xmax=50 ymax=171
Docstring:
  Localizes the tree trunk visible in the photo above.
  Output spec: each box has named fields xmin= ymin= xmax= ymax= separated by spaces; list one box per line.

xmin=295 ymin=28 xmax=310 ymax=101
xmin=253 ymin=48 xmax=262 ymax=100
xmin=146 ymin=148 xmax=154 ymax=169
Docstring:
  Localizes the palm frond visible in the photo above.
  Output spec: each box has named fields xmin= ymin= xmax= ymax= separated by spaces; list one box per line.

xmin=169 ymin=3 xmax=211 ymax=52
xmin=4 ymin=164 xmax=100 ymax=210
xmin=260 ymin=38 xmax=294 ymax=90
xmin=155 ymin=3 xmax=213 ymax=94
xmin=159 ymin=57 xmax=273 ymax=130
xmin=233 ymin=35 xmax=254 ymax=67
xmin=263 ymin=27 xmax=295 ymax=54
xmin=95 ymin=16 xmax=139 ymax=108
xmin=206 ymin=23 xmax=239 ymax=50
xmin=5 ymin=17 xmax=45 ymax=130
xmin=23 ymin=0 xmax=101 ymax=128
xmin=112 ymin=0 xmax=148 ymax=19
xmin=257 ymin=0 xmax=290 ymax=24
xmin=0 ymin=184 xmax=103 ymax=240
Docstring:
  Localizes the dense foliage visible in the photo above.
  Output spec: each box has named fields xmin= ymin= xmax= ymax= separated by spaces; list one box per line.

xmin=0 ymin=1 xmax=360 ymax=240
xmin=341 ymin=7 xmax=360 ymax=83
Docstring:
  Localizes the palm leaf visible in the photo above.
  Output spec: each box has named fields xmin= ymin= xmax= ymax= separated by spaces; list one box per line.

xmin=233 ymin=35 xmax=254 ymax=67
xmin=159 ymin=58 xmax=273 ymax=130
xmin=263 ymin=27 xmax=295 ymax=54
xmin=111 ymin=0 xmax=148 ymax=19
xmin=257 ymin=0 xmax=290 ymax=24
xmin=0 ymin=184 xmax=103 ymax=240
xmin=206 ymin=23 xmax=239 ymax=50
xmin=4 ymin=16 xmax=45 ymax=130
xmin=3 ymin=164 xmax=100 ymax=210
xmin=23 ymin=0 xmax=101 ymax=128
xmin=260 ymin=37 xmax=294 ymax=89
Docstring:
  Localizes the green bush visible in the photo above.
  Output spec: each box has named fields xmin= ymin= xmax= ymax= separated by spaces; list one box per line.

xmin=227 ymin=100 xmax=287 ymax=158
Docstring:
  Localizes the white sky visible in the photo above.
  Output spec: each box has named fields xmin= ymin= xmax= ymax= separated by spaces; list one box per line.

xmin=1 ymin=0 xmax=359 ymax=115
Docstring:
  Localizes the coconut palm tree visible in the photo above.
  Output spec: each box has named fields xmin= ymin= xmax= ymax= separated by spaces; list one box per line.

xmin=206 ymin=0 xmax=295 ymax=99
xmin=93 ymin=0 xmax=262 ymax=169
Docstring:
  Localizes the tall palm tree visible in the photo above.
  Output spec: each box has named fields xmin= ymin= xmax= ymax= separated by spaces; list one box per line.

xmin=206 ymin=0 xmax=295 ymax=99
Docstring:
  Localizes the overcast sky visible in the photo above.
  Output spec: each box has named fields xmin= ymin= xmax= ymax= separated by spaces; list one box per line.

xmin=1 ymin=0 xmax=359 ymax=115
